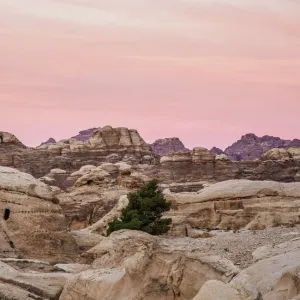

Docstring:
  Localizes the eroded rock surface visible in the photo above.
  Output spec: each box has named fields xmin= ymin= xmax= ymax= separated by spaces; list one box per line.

xmin=0 ymin=166 xmax=79 ymax=261
xmin=60 ymin=230 xmax=239 ymax=300
xmin=164 ymin=179 xmax=300 ymax=235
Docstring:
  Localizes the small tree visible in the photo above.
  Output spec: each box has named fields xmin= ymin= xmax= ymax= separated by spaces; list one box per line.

xmin=107 ymin=179 xmax=172 ymax=235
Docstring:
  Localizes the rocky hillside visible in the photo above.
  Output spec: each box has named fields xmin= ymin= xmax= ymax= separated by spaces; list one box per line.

xmin=2 ymin=164 xmax=300 ymax=299
xmin=224 ymin=133 xmax=300 ymax=161
xmin=1 ymin=129 xmax=300 ymax=183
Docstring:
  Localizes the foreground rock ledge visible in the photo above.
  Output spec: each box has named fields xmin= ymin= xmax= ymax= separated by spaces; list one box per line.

xmin=60 ymin=230 xmax=239 ymax=300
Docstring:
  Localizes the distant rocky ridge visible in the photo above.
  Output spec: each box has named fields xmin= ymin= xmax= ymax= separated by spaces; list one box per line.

xmin=40 ymin=127 xmax=300 ymax=160
xmin=1 ymin=128 xmax=300 ymax=185
xmin=224 ymin=133 xmax=300 ymax=161
xmin=150 ymin=137 xmax=190 ymax=155
xmin=41 ymin=129 xmax=188 ymax=156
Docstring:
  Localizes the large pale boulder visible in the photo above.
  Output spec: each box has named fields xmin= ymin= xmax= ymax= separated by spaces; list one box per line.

xmin=0 ymin=261 xmax=71 ymax=299
xmin=235 ymin=238 xmax=300 ymax=300
xmin=192 ymin=280 xmax=243 ymax=300
xmin=60 ymin=230 xmax=239 ymax=300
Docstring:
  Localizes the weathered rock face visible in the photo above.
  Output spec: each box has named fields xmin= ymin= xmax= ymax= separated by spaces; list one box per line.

xmin=163 ymin=180 xmax=300 ymax=235
xmin=60 ymin=230 xmax=239 ymax=300
xmin=150 ymin=137 xmax=190 ymax=155
xmin=154 ymin=149 xmax=300 ymax=183
xmin=0 ymin=131 xmax=26 ymax=149
xmin=0 ymin=261 xmax=72 ymax=300
xmin=57 ymin=162 xmax=150 ymax=230
xmin=2 ymin=128 xmax=300 ymax=185
xmin=234 ymin=238 xmax=300 ymax=300
xmin=0 ymin=126 xmax=153 ymax=178
xmin=0 ymin=167 xmax=79 ymax=261
xmin=225 ymin=133 xmax=300 ymax=161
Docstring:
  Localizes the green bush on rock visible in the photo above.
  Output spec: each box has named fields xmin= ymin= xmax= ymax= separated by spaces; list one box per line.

xmin=107 ymin=179 xmax=172 ymax=236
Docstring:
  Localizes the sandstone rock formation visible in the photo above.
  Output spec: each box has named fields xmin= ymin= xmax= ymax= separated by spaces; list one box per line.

xmin=0 ymin=131 xmax=26 ymax=149
xmin=154 ymin=149 xmax=300 ymax=183
xmin=60 ymin=230 xmax=239 ymax=300
xmin=234 ymin=238 xmax=300 ymax=300
xmin=2 ymin=128 xmax=300 ymax=185
xmin=225 ymin=133 xmax=300 ymax=161
xmin=57 ymin=162 xmax=150 ymax=230
xmin=150 ymin=137 xmax=190 ymax=155
xmin=163 ymin=179 xmax=300 ymax=235
xmin=0 ymin=126 xmax=153 ymax=178
xmin=0 ymin=166 xmax=79 ymax=261
xmin=0 ymin=260 xmax=71 ymax=300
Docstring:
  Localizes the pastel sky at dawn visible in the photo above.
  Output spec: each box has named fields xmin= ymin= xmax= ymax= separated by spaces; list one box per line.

xmin=1 ymin=0 xmax=300 ymax=149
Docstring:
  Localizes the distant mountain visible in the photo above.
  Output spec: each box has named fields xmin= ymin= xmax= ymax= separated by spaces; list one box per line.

xmin=150 ymin=137 xmax=190 ymax=156
xmin=224 ymin=133 xmax=300 ymax=161
xmin=39 ymin=127 xmax=300 ymax=161
xmin=71 ymin=127 xmax=100 ymax=141
xmin=39 ymin=137 xmax=56 ymax=147
xmin=210 ymin=147 xmax=224 ymax=155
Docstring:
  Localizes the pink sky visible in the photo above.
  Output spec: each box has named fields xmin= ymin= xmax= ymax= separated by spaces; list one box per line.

xmin=1 ymin=0 xmax=300 ymax=149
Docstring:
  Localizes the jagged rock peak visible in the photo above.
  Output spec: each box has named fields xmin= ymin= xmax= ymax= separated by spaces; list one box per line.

xmin=150 ymin=137 xmax=190 ymax=155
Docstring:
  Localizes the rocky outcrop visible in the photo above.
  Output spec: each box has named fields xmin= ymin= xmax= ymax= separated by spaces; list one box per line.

xmin=57 ymin=162 xmax=149 ymax=230
xmin=2 ymin=128 xmax=300 ymax=184
xmin=150 ymin=137 xmax=190 ymax=155
xmin=60 ymin=230 xmax=239 ymax=300
xmin=0 ymin=126 xmax=153 ymax=178
xmin=0 ymin=166 xmax=79 ymax=261
xmin=0 ymin=131 xmax=26 ymax=149
xmin=153 ymin=149 xmax=300 ymax=183
xmin=0 ymin=261 xmax=71 ymax=300
xmin=234 ymin=238 xmax=300 ymax=300
xmin=225 ymin=133 xmax=300 ymax=161
xmin=163 ymin=180 xmax=300 ymax=235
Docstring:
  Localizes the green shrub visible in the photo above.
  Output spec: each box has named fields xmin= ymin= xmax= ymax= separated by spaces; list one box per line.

xmin=107 ymin=179 xmax=172 ymax=236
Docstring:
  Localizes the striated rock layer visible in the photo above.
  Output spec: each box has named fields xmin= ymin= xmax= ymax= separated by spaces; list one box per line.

xmin=0 ymin=126 xmax=153 ymax=178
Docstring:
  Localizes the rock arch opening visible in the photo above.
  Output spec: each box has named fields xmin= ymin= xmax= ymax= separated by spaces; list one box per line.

xmin=4 ymin=208 xmax=10 ymax=220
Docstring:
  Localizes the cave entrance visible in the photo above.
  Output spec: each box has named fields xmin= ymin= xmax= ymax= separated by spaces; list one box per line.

xmin=3 ymin=208 xmax=10 ymax=221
